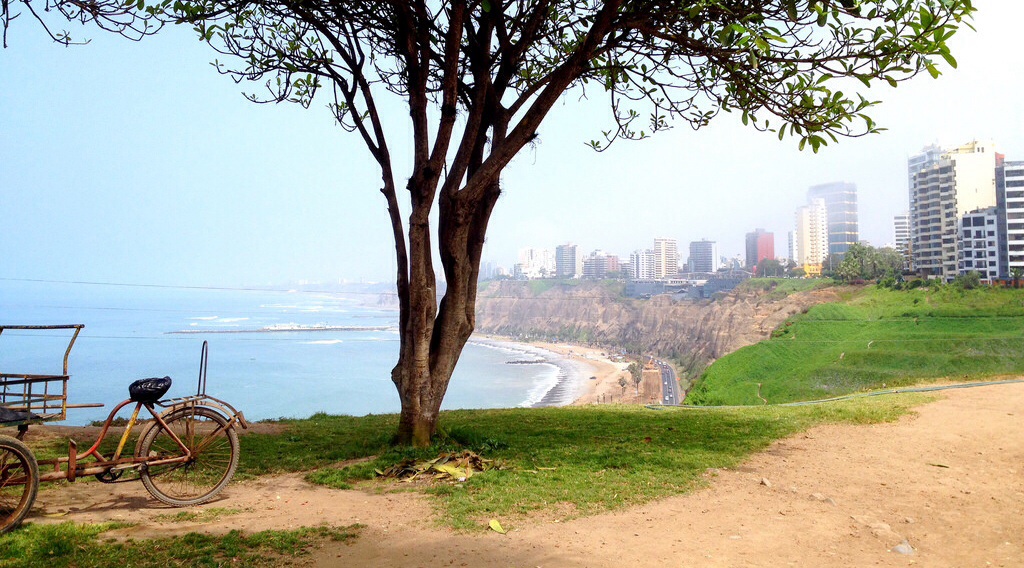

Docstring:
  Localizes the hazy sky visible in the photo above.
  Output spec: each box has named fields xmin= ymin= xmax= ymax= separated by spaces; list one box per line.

xmin=2 ymin=3 xmax=1021 ymax=287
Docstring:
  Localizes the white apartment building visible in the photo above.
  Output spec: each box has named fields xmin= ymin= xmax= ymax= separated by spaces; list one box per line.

xmin=795 ymin=197 xmax=829 ymax=276
xmin=957 ymin=207 xmax=1001 ymax=282
xmin=555 ymin=243 xmax=579 ymax=278
xmin=1000 ymin=160 xmax=1024 ymax=277
xmin=653 ymin=238 xmax=679 ymax=279
xmin=629 ymin=249 xmax=657 ymax=280
xmin=909 ymin=141 xmax=999 ymax=281
xmin=894 ymin=212 xmax=910 ymax=255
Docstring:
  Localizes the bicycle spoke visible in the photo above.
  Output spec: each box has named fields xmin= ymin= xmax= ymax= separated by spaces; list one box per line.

xmin=138 ymin=407 xmax=238 ymax=506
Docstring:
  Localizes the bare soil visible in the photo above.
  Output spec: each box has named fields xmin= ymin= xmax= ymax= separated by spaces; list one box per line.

xmin=22 ymin=381 xmax=1024 ymax=567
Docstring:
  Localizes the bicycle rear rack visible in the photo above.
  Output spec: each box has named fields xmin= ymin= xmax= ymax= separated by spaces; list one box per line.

xmin=156 ymin=341 xmax=248 ymax=430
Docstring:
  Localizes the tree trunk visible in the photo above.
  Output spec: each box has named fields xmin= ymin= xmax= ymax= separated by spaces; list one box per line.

xmin=390 ymin=178 xmax=499 ymax=447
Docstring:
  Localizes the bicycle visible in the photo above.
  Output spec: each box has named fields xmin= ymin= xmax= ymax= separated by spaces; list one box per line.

xmin=0 ymin=325 xmax=247 ymax=533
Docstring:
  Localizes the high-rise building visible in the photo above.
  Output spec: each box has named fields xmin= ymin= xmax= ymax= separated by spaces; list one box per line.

xmin=653 ymin=238 xmax=679 ymax=279
xmin=909 ymin=141 xmax=999 ymax=281
xmin=555 ymin=243 xmax=578 ymax=278
xmin=957 ymin=207 xmax=1001 ymax=282
xmin=999 ymin=160 xmax=1024 ymax=278
xmin=893 ymin=212 xmax=910 ymax=257
xmin=629 ymin=249 xmax=657 ymax=280
xmin=745 ymin=229 xmax=774 ymax=269
xmin=807 ymin=182 xmax=859 ymax=260
xmin=795 ymin=198 xmax=829 ymax=276
xmin=688 ymin=240 xmax=719 ymax=273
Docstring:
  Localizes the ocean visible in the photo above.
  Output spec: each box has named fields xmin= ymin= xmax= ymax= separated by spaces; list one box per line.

xmin=0 ymin=280 xmax=580 ymax=426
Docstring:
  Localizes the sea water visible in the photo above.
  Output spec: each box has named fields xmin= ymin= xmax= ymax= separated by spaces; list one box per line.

xmin=0 ymin=280 xmax=567 ymax=425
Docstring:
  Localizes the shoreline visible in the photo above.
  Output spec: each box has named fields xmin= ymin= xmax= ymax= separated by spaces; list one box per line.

xmin=470 ymin=335 xmax=630 ymax=406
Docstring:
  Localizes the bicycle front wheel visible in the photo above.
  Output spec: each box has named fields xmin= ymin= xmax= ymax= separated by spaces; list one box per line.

xmin=0 ymin=435 xmax=39 ymax=534
xmin=137 ymin=406 xmax=239 ymax=506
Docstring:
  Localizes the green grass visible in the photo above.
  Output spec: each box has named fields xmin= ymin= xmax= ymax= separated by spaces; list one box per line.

xmin=0 ymin=522 xmax=362 ymax=568
xmin=688 ymin=286 xmax=1024 ymax=406
xmin=152 ymin=508 xmax=244 ymax=523
xmin=239 ymin=413 xmax=397 ymax=477
xmin=528 ymin=279 xmax=557 ymax=295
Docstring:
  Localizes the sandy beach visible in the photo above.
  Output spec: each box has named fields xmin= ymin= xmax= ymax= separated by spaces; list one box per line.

xmin=472 ymin=335 xmax=634 ymax=406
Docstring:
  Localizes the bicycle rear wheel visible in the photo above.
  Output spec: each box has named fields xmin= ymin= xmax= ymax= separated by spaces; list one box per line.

xmin=0 ymin=435 xmax=39 ymax=534
xmin=137 ymin=406 xmax=239 ymax=506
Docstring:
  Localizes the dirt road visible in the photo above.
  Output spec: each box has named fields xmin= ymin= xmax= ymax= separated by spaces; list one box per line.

xmin=27 ymin=381 xmax=1024 ymax=567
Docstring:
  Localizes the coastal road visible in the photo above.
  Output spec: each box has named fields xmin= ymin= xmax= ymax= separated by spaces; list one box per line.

xmin=657 ymin=361 xmax=680 ymax=405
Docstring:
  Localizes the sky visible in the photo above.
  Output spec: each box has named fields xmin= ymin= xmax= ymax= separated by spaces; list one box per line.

xmin=2 ymin=3 xmax=1022 ymax=287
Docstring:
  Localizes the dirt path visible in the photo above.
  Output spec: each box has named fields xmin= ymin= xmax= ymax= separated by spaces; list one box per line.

xmin=26 ymin=381 xmax=1024 ymax=567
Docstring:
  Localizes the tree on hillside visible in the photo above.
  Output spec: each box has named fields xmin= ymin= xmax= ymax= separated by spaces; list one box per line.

xmin=628 ymin=361 xmax=642 ymax=396
xmin=834 ymin=243 xmax=906 ymax=282
xmin=756 ymin=258 xmax=784 ymax=278
xmin=5 ymin=0 xmax=975 ymax=446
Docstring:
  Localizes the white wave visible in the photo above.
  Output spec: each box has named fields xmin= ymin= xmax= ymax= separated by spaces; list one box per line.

xmin=518 ymin=363 xmax=561 ymax=408
xmin=260 ymin=304 xmax=301 ymax=310
xmin=218 ymin=317 xmax=250 ymax=323
xmin=304 ymin=339 xmax=344 ymax=345
xmin=190 ymin=316 xmax=218 ymax=321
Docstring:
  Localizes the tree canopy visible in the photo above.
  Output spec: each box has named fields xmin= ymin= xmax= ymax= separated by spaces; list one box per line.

xmin=831 ymin=242 xmax=905 ymax=282
xmin=3 ymin=0 xmax=976 ymax=446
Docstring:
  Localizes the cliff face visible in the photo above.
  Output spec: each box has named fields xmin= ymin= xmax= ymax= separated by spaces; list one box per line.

xmin=475 ymin=281 xmax=838 ymax=378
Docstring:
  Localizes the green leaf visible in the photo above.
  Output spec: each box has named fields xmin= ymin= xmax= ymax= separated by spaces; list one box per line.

xmin=489 ymin=519 xmax=507 ymax=534
xmin=785 ymin=0 xmax=798 ymax=21
xmin=939 ymin=50 xmax=958 ymax=69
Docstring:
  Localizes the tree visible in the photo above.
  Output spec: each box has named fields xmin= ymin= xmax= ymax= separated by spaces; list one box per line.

xmin=617 ymin=375 xmax=628 ymax=396
xmin=952 ymin=271 xmax=981 ymax=290
xmin=5 ymin=0 xmax=975 ymax=446
xmin=835 ymin=243 xmax=907 ymax=283
xmin=1 ymin=0 xmax=160 ymax=47
xmin=1011 ymin=267 xmax=1023 ymax=289
xmin=628 ymin=361 xmax=642 ymax=396
xmin=756 ymin=258 xmax=783 ymax=278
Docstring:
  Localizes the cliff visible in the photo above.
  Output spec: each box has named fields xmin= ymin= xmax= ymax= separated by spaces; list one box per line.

xmin=474 ymin=280 xmax=838 ymax=379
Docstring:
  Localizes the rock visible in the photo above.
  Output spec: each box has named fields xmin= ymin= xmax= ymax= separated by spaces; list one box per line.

xmin=891 ymin=540 xmax=915 ymax=555
xmin=760 ymin=477 xmax=772 ymax=488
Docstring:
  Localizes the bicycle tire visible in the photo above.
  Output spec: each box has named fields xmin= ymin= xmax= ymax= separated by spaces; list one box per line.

xmin=137 ymin=406 xmax=239 ymax=507
xmin=0 ymin=435 xmax=39 ymax=534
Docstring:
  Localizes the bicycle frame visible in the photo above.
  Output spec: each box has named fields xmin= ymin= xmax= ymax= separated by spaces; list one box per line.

xmin=35 ymin=399 xmax=193 ymax=484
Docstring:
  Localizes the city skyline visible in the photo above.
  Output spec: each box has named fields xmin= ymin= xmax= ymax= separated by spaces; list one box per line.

xmin=3 ymin=6 xmax=1023 ymax=287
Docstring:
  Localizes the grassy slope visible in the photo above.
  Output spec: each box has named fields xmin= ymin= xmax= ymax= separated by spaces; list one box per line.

xmin=687 ymin=285 xmax=1024 ymax=406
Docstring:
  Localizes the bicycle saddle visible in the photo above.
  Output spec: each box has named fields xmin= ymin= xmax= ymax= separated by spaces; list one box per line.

xmin=129 ymin=376 xmax=172 ymax=403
